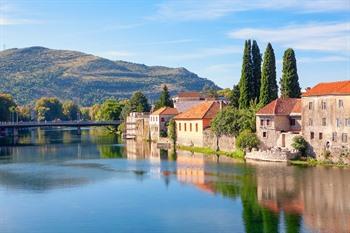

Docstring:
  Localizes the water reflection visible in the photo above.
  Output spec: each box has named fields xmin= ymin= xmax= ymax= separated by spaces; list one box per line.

xmin=0 ymin=129 xmax=349 ymax=233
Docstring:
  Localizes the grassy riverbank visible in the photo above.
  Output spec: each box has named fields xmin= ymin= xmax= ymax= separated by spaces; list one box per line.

xmin=289 ymin=158 xmax=350 ymax=168
xmin=177 ymin=145 xmax=245 ymax=160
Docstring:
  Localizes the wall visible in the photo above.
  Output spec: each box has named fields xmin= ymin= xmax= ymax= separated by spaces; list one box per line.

xmin=246 ymin=148 xmax=299 ymax=162
xmin=301 ymin=95 xmax=350 ymax=160
xmin=202 ymin=129 xmax=236 ymax=152
xmin=176 ymin=119 xmax=204 ymax=147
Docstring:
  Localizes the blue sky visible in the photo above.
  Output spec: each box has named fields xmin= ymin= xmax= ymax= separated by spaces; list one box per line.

xmin=0 ymin=0 xmax=349 ymax=89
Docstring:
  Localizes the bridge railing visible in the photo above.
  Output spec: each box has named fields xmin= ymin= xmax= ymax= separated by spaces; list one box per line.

xmin=0 ymin=120 xmax=120 ymax=127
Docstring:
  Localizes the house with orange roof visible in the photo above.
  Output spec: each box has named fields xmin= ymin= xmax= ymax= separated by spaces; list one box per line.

xmin=172 ymin=91 xmax=206 ymax=113
xmin=301 ymin=80 xmax=350 ymax=159
xmin=256 ymin=98 xmax=301 ymax=149
xmin=173 ymin=100 xmax=222 ymax=147
xmin=149 ymin=107 xmax=178 ymax=141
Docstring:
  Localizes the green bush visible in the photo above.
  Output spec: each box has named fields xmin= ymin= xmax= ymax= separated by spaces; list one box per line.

xmin=291 ymin=136 xmax=308 ymax=156
xmin=236 ymin=130 xmax=259 ymax=150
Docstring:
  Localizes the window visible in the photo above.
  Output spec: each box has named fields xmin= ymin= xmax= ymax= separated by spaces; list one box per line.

xmin=266 ymin=119 xmax=270 ymax=126
xmin=263 ymin=132 xmax=267 ymax=138
xmin=195 ymin=123 xmax=198 ymax=132
xmin=310 ymin=132 xmax=314 ymax=140
xmin=178 ymin=123 xmax=181 ymax=131
xmin=290 ymin=118 xmax=296 ymax=126
xmin=184 ymin=123 xmax=187 ymax=131
xmin=161 ymin=117 xmax=165 ymax=122
xmin=321 ymin=101 xmax=327 ymax=110
xmin=342 ymin=133 xmax=348 ymax=143
xmin=347 ymin=118 xmax=350 ymax=127
xmin=260 ymin=119 xmax=264 ymax=126
xmin=338 ymin=99 xmax=344 ymax=108
xmin=319 ymin=132 xmax=323 ymax=140
xmin=337 ymin=118 xmax=343 ymax=127
xmin=322 ymin=118 xmax=326 ymax=126
xmin=190 ymin=123 xmax=192 ymax=132
xmin=332 ymin=132 xmax=337 ymax=142
xmin=308 ymin=102 xmax=313 ymax=110
xmin=308 ymin=118 xmax=313 ymax=126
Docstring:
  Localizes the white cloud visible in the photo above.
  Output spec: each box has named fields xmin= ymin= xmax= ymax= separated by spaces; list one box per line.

xmin=298 ymin=55 xmax=350 ymax=63
xmin=228 ymin=22 xmax=350 ymax=52
xmin=0 ymin=2 xmax=42 ymax=25
xmin=153 ymin=0 xmax=350 ymax=21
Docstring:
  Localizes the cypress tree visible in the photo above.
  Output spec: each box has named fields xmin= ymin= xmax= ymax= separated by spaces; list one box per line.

xmin=280 ymin=48 xmax=301 ymax=98
xmin=155 ymin=85 xmax=173 ymax=110
xmin=259 ymin=43 xmax=278 ymax=106
xmin=251 ymin=40 xmax=262 ymax=101
xmin=239 ymin=40 xmax=253 ymax=109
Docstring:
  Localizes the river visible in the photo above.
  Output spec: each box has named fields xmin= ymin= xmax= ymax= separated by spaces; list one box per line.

xmin=0 ymin=128 xmax=349 ymax=233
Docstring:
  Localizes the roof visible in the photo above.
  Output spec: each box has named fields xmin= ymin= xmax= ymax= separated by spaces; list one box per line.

xmin=177 ymin=92 xmax=202 ymax=98
xmin=257 ymin=98 xmax=301 ymax=116
xmin=303 ymin=80 xmax=350 ymax=97
xmin=151 ymin=107 xmax=178 ymax=115
xmin=174 ymin=101 xmax=221 ymax=120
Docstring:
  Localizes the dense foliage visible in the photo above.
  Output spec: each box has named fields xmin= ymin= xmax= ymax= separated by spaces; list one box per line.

xmin=154 ymin=85 xmax=173 ymax=110
xmin=96 ymin=99 xmax=123 ymax=121
xmin=62 ymin=101 xmax=80 ymax=120
xmin=292 ymin=136 xmax=308 ymax=156
xmin=239 ymin=40 xmax=254 ymax=109
xmin=259 ymin=43 xmax=278 ymax=107
xmin=35 ymin=97 xmax=63 ymax=121
xmin=0 ymin=93 xmax=16 ymax=121
xmin=130 ymin=91 xmax=151 ymax=112
xmin=168 ymin=119 xmax=177 ymax=145
xmin=236 ymin=130 xmax=260 ymax=150
xmin=280 ymin=48 xmax=301 ymax=98
xmin=251 ymin=40 xmax=262 ymax=102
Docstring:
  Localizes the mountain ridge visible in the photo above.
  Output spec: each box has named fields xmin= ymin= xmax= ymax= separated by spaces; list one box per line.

xmin=0 ymin=46 xmax=219 ymax=106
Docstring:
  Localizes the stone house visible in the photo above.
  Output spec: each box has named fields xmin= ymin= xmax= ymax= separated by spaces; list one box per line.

xmin=172 ymin=92 xmax=206 ymax=113
xmin=256 ymin=98 xmax=301 ymax=149
xmin=174 ymin=101 xmax=222 ymax=147
xmin=125 ymin=112 xmax=150 ymax=140
xmin=149 ymin=107 xmax=178 ymax=141
xmin=301 ymin=80 xmax=350 ymax=159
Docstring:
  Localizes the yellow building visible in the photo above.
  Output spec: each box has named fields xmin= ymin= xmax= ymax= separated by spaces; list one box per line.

xmin=174 ymin=101 xmax=222 ymax=147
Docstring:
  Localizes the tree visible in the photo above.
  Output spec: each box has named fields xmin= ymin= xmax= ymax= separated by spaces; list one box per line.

xmin=252 ymin=40 xmax=262 ymax=101
xmin=259 ymin=43 xmax=278 ymax=107
xmin=229 ymin=84 xmax=240 ymax=109
xmin=280 ymin=48 xmax=301 ymax=98
xmin=168 ymin=119 xmax=177 ymax=145
xmin=89 ymin=104 xmax=101 ymax=121
xmin=35 ymin=97 xmax=63 ymax=121
xmin=80 ymin=107 xmax=91 ymax=120
xmin=155 ymin=85 xmax=173 ymax=110
xmin=239 ymin=40 xmax=254 ymax=109
xmin=211 ymin=106 xmax=242 ymax=137
xmin=18 ymin=105 xmax=31 ymax=121
xmin=236 ymin=129 xmax=260 ymax=150
xmin=62 ymin=101 xmax=80 ymax=120
xmin=130 ymin=91 xmax=151 ymax=112
xmin=0 ymin=94 xmax=16 ymax=121
xmin=292 ymin=135 xmax=308 ymax=156
xmin=97 ymin=99 xmax=123 ymax=121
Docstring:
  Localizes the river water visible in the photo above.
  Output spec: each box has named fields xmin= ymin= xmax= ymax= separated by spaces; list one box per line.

xmin=0 ymin=128 xmax=349 ymax=233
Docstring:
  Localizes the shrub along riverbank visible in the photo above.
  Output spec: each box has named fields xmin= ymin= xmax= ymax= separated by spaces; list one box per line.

xmin=177 ymin=145 xmax=245 ymax=160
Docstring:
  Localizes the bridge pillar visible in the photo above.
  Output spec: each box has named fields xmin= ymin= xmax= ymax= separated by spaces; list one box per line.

xmin=77 ymin=126 xmax=81 ymax=135
xmin=13 ymin=128 xmax=18 ymax=137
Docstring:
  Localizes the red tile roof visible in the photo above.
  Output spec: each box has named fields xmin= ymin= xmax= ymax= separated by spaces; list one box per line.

xmin=151 ymin=107 xmax=178 ymax=115
xmin=257 ymin=98 xmax=301 ymax=116
xmin=177 ymin=92 xmax=202 ymax=98
xmin=174 ymin=101 xmax=221 ymax=120
xmin=303 ymin=80 xmax=350 ymax=97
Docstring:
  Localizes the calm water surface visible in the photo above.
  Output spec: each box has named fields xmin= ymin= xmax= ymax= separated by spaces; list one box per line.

xmin=0 ymin=128 xmax=349 ymax=233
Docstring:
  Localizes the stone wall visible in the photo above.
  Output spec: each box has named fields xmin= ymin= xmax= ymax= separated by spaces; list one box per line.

xmin=203 ymin=129 xmax=235 ymax=152
xmin=246 ymin=148 xmax=300 ymax=162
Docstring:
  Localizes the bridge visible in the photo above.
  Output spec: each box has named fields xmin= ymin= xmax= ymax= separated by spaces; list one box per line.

xmin=0 ymin=120 xmax=120 ymax=136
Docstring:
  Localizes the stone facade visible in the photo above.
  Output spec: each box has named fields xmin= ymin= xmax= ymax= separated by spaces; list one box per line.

xmin=150 ymin=114 xmax=175 ymax=141
xmin=246 ymin=148 xmax=300 ymax=162
xmin=176 ymin=119 xmax=206 ymax=147
xmin=301 ymin=94 xmax=350 ymax=160
xmin=125 ymin=112 xmax=150 ymax=140
xmin=203 ymin=129 xmax=235 ymax=152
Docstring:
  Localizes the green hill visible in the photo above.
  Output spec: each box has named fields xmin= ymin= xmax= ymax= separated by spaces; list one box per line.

xmin=0 ymin=47 xmax=219 ymax=106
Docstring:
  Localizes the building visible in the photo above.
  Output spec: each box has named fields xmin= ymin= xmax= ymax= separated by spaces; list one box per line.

xmin=125 ymin=112 xmax=150 ymax=140
xmin=149 ymin=107 xmax=178 ymax=141
xmin=172 ymin=92 xmax=205 ymax=113
xmin=301 ymin=80 xmax=350 ymax=159
xmin=256 ymin=98 xmax=301 ymax=149
xmin=174 ymin=101 xmax=222 ymax=147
